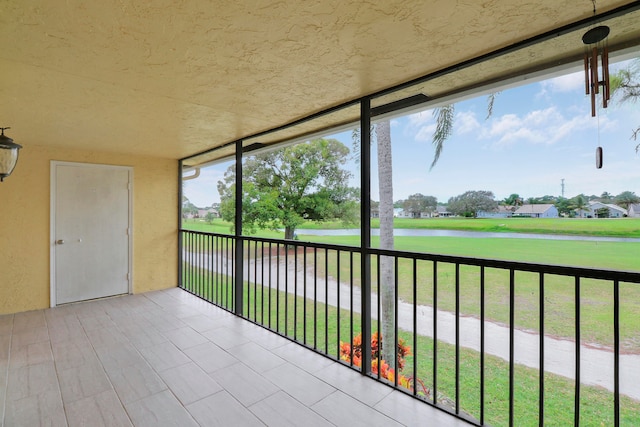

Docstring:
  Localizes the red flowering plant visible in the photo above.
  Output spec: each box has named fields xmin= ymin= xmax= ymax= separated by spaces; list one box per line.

xmin=340 ymin=332 xmax=429 ymax=397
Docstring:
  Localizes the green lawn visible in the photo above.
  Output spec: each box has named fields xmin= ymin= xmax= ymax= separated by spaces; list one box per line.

xmin=181 ymin=266 xmax=640 ymax=426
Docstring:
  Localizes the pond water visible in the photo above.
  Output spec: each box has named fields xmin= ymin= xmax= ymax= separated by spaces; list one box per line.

xmin=295 ymin=228 xmax=640 ymax=242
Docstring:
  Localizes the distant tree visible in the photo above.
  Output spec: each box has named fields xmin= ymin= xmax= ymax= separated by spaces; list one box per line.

xmin=599 ymin=192 xmax=613 ymax=203
xmin=217 ymin=138 xmax=358 ymax=239
xmin=554 ymin=197 xmax=573 ymax=217
xmin=182 ymin=196 xmax=199 ymax=218
xmin=538 ymin=195 xmax=556 ymax=203
xmin=503 ymin=193 xmax=523 ymax=207
xmin=614 ymin=191 xmax=640 ymax=210
xmin=447 ymin=190 xmax=498 ymax=218
xmin=596 ymin=207 xmax=610 ymax=218
xmin=570 ymin=194 xmax=589 ymax=217
xmin=204 ymin=211 xmax=216 ymax=224
xmin=402 ymin=193 xmax=437 ymax=218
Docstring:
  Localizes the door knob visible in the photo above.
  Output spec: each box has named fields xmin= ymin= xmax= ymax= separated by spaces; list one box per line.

xmin=56 ymin=239 xmax=65 ymax=245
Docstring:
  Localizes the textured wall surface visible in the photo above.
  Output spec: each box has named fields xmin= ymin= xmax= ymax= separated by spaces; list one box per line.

xmin=0 ymin=146 xmax=178 ymax=314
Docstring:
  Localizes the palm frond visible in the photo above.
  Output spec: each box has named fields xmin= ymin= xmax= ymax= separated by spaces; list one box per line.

xmin=486 ymin=92 xmax=500 ymax=119
xmin=431 ymin=104 xmax=454 ymax=170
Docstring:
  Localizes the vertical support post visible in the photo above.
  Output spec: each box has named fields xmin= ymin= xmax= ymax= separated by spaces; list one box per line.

xmin=178 ymin=160 xmax=184 ymax=288
xmin=234 ymin=140 xmax=244 ymax=316
xmin=360 ymin=98 xmax=372 ymax=375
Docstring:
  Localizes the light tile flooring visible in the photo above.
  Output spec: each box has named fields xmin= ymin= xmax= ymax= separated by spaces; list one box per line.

xmin=0 ymin=288 xmax=468 ymax=426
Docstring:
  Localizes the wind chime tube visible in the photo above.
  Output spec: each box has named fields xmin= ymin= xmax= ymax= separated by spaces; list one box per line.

xmin=584 ymin=54 xmax=590 ymax=95
xmin=590 ymin=54 xmax=597 ymax=117
xmin=603 ymin=45 xmax=610 ymax=102
xmin=592 ymin=47 xmax=599 ymax=94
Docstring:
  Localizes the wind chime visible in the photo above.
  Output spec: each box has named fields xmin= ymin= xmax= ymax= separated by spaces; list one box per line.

xmin=583 ymin=25 xmax=610 ymax=117
xmin=582 ymin=1 xmax=610 ymax=169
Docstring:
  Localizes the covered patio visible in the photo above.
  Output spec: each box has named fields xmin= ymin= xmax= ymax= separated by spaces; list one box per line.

xmin=2 ymin=1 xmax=640 ymax=426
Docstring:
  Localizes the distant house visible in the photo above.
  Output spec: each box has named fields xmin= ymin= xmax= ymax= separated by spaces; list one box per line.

xmin=477 ymin=205 xmax=514 ymax=219
xmin=628 ymin=203 xmax=640 ymax=218
xmin=197 ymin=208 xmax=219 ymax=219
xmin=513 ymin=204 xmax=558 ymax=218
xmin=586 ymin=201 xmax=627 ymax=218
xmin=435 ymin=205 xmax=452 ymax=217
xmin=416 ymin=209 xmax=438 ymax=218
xmin=393 ymin=207 xmax=411 ymax=218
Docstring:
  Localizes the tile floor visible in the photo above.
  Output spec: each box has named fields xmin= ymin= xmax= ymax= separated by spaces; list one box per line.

xmin=0 ymin=288 xmax=468 ymax=426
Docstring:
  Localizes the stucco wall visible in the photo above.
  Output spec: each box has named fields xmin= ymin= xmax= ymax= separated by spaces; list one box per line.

xmin=0 ymin=145 xmax=178 ymax=314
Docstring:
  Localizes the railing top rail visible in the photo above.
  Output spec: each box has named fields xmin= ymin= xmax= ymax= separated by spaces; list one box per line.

xmin=180 ymin=229 xmax=640 ymax=283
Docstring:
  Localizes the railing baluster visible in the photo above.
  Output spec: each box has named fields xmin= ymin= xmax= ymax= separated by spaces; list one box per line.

xmin=336 ymin=250 xmax=341 ymax=359
xmin=433 ymin=260 xmax=438 ymax=405
xmin=539 ymin=273 xmax=545 ymax=427
xmin=198 ymin=233 xmax=201 ymax=296
xmin=208 ymin=234 xmax=211 ymax=300
xmin=614 ymin=279 xmax=620 ymax=427
xmin=394 ymin=256 xmax=399 ymax=387
xmin=325 ymin=247 xmax=329 ymax=354
xmin=268 ymin=242 xmax=272 ymax=329
xmin=191 ymin=232 xmax=194 ymax=292
xmin=509 ymin=269 xmax=515 ymax=427
xmin=285 ymin=244 xmax=289 ymax=337
xmin=294 ymin=243 xmax=298 ymax=341
xmin=277 ymin=243 xmax=281 ymax=333
xmin=314 ymin=247 xmax=318 ymax=350
xmin=575 ymin=276 xmax=581 ymax=427
xmin=304 ymin=246 xmax=308 ymax=345
xmin=254 ymin=240 xmax=258 ymax=321
xmin=455 ymin=263 xmax=460 ymax=413
xmin=246 ymin=241 xmax=251 ymax=319
xmin=350 ymin=251 xmax=354 ymax=366
xmin=413 ymin=258 xmax=417 ymax=396
xmin=480 ymin=266 xmax=485 ymax=425
xmin=261 ymin=240 xmax=265 ymax=325
xmin=377 ymin=254 xmax=381 ymax=379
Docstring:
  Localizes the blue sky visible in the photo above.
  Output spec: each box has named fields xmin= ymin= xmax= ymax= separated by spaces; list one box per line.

xmin=185 ymin=60 xmax=640 ymax=208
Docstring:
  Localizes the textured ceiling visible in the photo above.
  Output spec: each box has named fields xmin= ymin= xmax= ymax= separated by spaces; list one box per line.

xmin=1 ymin=1 xmax=640 ymax=161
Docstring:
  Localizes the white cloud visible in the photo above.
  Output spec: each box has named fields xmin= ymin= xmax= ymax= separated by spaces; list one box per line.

xmin=405 ymin=110 xmax=437 ymax=143
xmin=538 ymin=71 xmax=584 ymax=98
xmin=407 ymin=110 xmax=433 ymax=127
xmin=455 ymin=111 xmax=480 ymax=134
xmin=482 ymin=107 xmax=598 ymax=147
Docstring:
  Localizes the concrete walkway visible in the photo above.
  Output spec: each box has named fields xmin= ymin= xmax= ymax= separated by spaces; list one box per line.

xmin=189 ymin=251 xmax=640 ymax=401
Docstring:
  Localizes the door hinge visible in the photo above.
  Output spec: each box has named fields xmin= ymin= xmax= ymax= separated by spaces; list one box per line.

xmin=126 ymin=273 xmax=130 ymax=281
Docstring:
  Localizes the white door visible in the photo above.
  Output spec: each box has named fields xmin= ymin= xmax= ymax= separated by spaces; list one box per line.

xmin=51 ymin=162 xmax=132 ymax=305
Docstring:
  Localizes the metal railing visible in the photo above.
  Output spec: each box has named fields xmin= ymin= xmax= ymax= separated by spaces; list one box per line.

xmin=179 ymin=229 xmax=640 ymax=427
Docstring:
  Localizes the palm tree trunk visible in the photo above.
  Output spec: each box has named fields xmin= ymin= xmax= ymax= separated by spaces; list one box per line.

xmin=376 ymin=120 xmax=396 ymax=368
